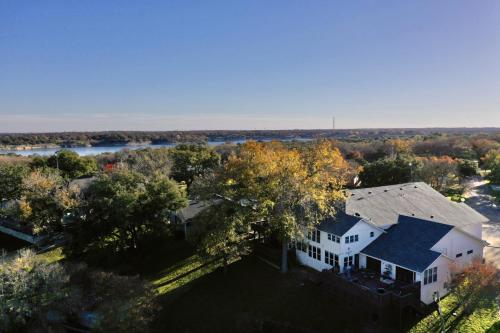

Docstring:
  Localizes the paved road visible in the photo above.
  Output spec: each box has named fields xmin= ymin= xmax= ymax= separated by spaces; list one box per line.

xmin=464 ymin=179 xmax=500 ymax=267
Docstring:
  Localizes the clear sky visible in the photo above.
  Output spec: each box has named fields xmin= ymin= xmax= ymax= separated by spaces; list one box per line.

xmin=1 ymin=1 xmax=499 ymax=132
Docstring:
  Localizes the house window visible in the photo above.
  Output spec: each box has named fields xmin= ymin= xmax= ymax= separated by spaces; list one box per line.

xmin=354 ymin=235 xmax=359 ymax=242
xmin=343 ymin=256 xmax=353 ymax=268
xmin=325 ymin=251 xmax=339 ymax=267
xmin=307 ymin=229 xmax=321 ymax=243
xmin=467 ymin=249 xmax=473 ymax=255
xmin=308 ymin=245 xmax=321 ymax=261
xmin=349 ymin=235 xmax=354 ymax=243
xmin=456 ymin=253 xmax=463 ymax=258
xmin=424 ymin=267 xmax=438 ymax=285
xmin=297 ymin=241 xmax=307 ymax=253
xmin=327 ymin=234 xmax=340 ymax=243
xmin=336 ymin=236 xmax=340 ymax=243
xmin=370 ymin=231 xmax=374 ymax=237
xmin=345 ymin=236 xmax=349 ymax=244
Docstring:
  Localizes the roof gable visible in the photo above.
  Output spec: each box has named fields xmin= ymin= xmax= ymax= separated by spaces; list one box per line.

xmin=317 ymin=211 xmax=362 ymax=236
xmin=361 ymin=215 xmax=453 ymax=272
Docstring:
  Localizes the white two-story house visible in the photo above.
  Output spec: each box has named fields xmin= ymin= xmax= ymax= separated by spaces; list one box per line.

xmin=295 ymin=182 xmax=489 ymax=305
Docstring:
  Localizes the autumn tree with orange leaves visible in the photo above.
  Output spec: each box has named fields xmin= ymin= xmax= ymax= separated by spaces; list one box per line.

xmin=193 ymin=140 xmax=351 ymax=273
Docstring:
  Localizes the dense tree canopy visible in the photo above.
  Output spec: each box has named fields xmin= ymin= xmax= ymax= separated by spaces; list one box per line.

xmin=193 ymin=140 xmax=351 ymax=272
xmin=169 ymin=144 xmax=220 ymax=187
xmin=416 ymin=156 xmax=457 ymax=191
xmin=10 ymin=170 xmax=80 ymax=234
xmin=358 ymin=156 xmax=414 ymax=187
xmin=457 ymin=159 xmax=478 ymax=178
xmin=0 ymin=164 xmax=28 ymax=201
xmin=68 ymin=169 xmax=187 ymax=258
xmin=0 ymin=250 xmax=159 ymax=333
xmin=46 ymin=149 xmax=98 ymax=179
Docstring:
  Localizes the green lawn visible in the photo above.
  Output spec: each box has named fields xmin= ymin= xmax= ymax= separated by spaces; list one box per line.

xmin=150 ymin=254 xmax=372 ymax=333
xmin=410 ymin=285 xmax=500 ymax=333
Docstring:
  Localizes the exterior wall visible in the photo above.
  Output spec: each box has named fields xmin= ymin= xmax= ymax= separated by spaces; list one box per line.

xmin=295 ymin=220 xmax=383 ymax=273
xmin=459 ymin=223 xmax=482 ymax=239
xmin=359 ymin=253 xmax=367 ymax=268
xmin=431 ymin=228 xmax=484 ymax=268
xmin=420 ymin=256 xmax=452 ymax=305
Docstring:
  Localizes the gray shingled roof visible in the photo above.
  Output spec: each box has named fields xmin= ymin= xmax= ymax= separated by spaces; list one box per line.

xmin=346 ymin=182 xmax=487 ymax=230
xmin=317 ymin=211 xmax=363 ymax=236
xmin=361 ymin=215 xmax=453 ymax=272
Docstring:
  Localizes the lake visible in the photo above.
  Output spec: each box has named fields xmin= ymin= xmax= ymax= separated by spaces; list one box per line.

xmin=0 ymin=138 xmax=311 ymax=156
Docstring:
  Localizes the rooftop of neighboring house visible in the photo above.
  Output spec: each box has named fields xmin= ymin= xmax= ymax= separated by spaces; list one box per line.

xmin=317 ymin=211 xmax=363 ymax=236
xmin=175 ymin=199 xmax=222 ymax=223
xmin=361 ymin=215 xmax=454 ymax=272
xmin=346 ymin=182 xmax=488 ymax=230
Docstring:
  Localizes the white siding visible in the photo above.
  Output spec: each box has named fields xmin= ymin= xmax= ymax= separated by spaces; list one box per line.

xmin=295 ymin=219 xmax=382 ymax=273
xmin=431 ymin=228 xmax=484 ymax=268
xmin=420 ymin=256 xmax=452 ymax=305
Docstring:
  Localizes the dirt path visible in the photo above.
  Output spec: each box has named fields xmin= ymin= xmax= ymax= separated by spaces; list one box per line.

xmin=464 ymin=177 xmax=500 ymax=267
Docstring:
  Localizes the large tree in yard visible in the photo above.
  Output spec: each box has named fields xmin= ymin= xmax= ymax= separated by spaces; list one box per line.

xmin=193 ymin=140 xmax=350 ymax=273
xmin=69 ymin=169 xmax=187 ymax=257
xmin=169 ymin=144 xmax=220 ymax=187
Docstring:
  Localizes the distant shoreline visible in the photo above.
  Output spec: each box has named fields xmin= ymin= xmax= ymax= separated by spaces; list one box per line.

xmin=0 ymin=127 xmax=498 ymax=152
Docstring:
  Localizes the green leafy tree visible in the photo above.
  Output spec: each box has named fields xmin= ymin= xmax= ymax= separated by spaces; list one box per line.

xmin=122 ymin=147 xmax=172 ymax=177
xmin=0 ymin=164 xmax=28 ymax=200
xmin=359 ymin=156 xmax=415 ymax=187
xmin=483 ymin=149 xmax=500 ymax=170
xmin=47 ymin=149 xmax=98 ymax=179
xmin=0 ymin=250 xmax=160 ymax=333
xmin=169 ymin=144 xmax=220 ymax=187
xmin=457 ymin=159 xmax=478 ymax=179
xmin=69 ymin=169 xmax=187 ymax=257
xmin=488 ymin=164 xmax=500 ymax=184
xmin=0 ymin=249 xmax=71 ymax=332
xmin=87 ymin=270 xmax=160 ymax=333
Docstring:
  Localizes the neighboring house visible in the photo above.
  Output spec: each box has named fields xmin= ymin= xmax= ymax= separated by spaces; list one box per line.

xmin=294 ymin=182 xmax=488 ymax=305
xmin=171 ymin=199 xmax=221 ymax=239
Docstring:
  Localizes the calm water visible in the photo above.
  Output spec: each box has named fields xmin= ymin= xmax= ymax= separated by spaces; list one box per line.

xmin=0 ymin=138 xmax=311 ymax=156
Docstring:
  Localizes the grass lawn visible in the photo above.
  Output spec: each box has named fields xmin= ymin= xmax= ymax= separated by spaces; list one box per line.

xmin=150 ymin=253 xmax=372 ymax=333
xmin=409 ymin=285 xmax=500 ymax=333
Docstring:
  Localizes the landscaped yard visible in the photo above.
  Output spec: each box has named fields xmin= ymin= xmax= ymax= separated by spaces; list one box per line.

xmin=149 ymin=250 xmax=376 ymax=333
xmin=409 ymin=285 xmax=500 ymax=333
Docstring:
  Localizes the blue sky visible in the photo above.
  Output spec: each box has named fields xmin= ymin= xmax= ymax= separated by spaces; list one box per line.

xmin=1 ymin=1 xmax=499 ymax=132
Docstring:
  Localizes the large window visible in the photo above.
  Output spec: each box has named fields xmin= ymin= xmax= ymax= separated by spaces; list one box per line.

xmin=424 ymin=267 xmax=438 ymax=285
xmin=308 ymin=245 xmax=321 ymax=261
xmin=325 ymin=251 xmax=339 ymax=267
xmin=343 ymin=256 xmax=354 ymax=268
xmin=467 ymin=249 xmax=473 ymax=255
xmin=307 ymin=229 xmax=321 ymax=243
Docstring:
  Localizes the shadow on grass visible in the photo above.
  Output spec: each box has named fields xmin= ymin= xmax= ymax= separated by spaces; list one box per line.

xmin=151 ymin=255 xmax=374 ymax=333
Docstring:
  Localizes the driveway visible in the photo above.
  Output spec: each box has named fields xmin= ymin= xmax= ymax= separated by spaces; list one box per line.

xmin=464 ymin=178 xmax=500 ymax=267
